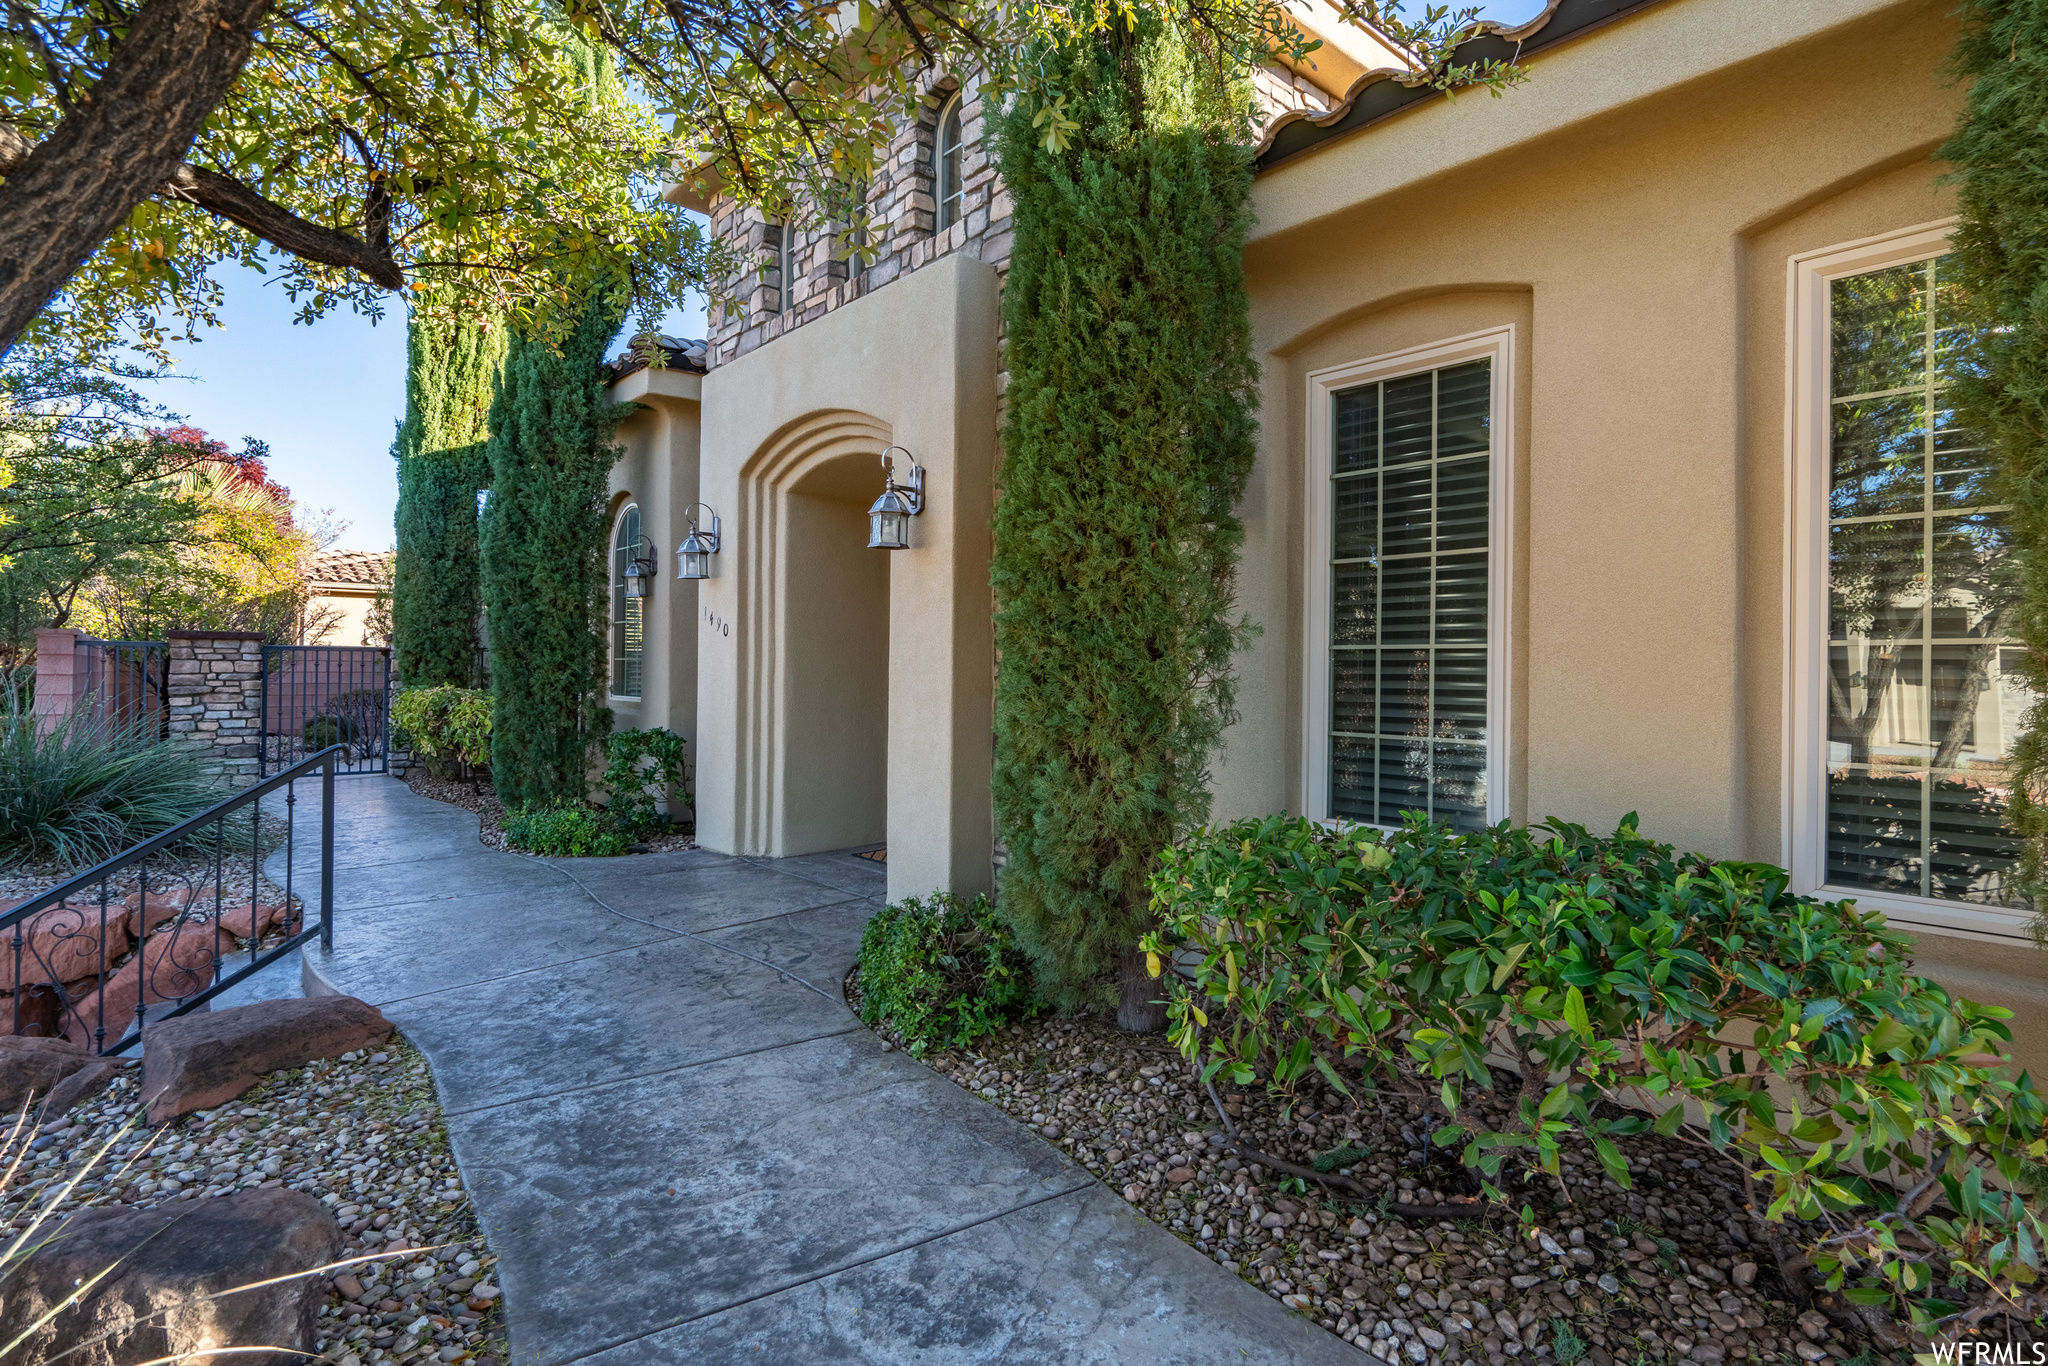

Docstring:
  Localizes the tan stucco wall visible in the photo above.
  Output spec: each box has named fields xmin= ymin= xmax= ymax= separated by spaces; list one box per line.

xmin=695 ymin=251 xmax=1000 ymax=903
xmin=604 ymin=367 xmax=704 ymax=759
xmin=310 ymin=587 xmax=380 ymax=647
xmin=1233 ymin=0 xmax=2048 ymax=1063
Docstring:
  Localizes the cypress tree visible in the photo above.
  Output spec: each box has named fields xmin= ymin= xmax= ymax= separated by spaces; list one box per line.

xmin=1945 ymin=0 xmax=2048 ymax=929
xmin=479 ymin=290 xmax=631 ymax=808
xmin=990 ymin=26 xmax=1258 ymax=1027
xmin=391 ymin=310 xmax=505 ymax=687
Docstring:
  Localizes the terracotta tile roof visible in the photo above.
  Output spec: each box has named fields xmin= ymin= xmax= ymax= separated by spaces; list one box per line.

xmin=607 ymin=334 xmax=709 ymax=383
xmin=309 ymin=549 xmax=392 ymax=587
xmin=1256 ymin=0 xmax=1669 ymax=167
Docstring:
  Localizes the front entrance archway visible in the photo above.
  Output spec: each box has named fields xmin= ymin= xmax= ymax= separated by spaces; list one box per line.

xmin=694 ymin=252 xmax=1000 ymax=901
xmin=780 ymin=452 xmax=891 ymax=853
xmin=730 ymin=411 xmax=895 ymax=857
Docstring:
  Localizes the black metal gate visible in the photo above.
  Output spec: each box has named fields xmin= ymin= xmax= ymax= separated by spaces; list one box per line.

xmin=76 ymin=638 xmax=170 ymax=738
xmin=260 ymin=644 xmax=391 ymax=775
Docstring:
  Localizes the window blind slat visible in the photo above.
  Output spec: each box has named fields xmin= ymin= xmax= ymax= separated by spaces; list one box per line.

xmin=1328 ymin=357 xmax=1492 ymax=830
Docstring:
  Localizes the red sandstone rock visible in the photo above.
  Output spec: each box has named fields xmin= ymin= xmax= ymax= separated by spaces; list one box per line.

xmin=0 ymin=904 xmax=131 ymax=992
xmin=141 ymin=995 xmax=393 ymax=1124
xmin=0 ymin=1186 xmax=341 ymax=1365
xmin=41 ymin=1056 xmax=126 ymax=1117
xmin=0 ymin=1035 xmax=93 ymax=1115
xmin=121 ymin=888 xmax=201 ymax=940
xmin=60 ymin=923 xmax=220 ymax=1051
xmin=214 ymin=901 xmax=293 ymax=942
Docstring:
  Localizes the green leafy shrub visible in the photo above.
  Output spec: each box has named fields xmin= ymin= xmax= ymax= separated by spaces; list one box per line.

xmin=1142 ymin=814 xmax=2045 ymax=1335
xmin=854 ymin=893 xmax=1040 ymax=1055
xmin=391 ymin=685 xmax=491 ymax=779
xmin=501 ymin=802 xmax=631 ymax=858
xmin=0 ymin=702 xmax=217 ymax=868
xmin=601 ymin=727 xmax=688 ymax=831
xmin=302 ymin=713 xmax=359 ymax=751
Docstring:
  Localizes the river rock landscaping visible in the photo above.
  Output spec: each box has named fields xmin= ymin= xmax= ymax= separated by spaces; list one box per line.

xmin=5 ymin=1035 xmax=506 ymax=1365
xmin=871 ymin=1011 xmax=1887 ymax=1366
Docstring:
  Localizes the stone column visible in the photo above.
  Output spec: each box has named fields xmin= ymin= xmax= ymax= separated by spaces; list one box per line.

xmin=30 ymin=627 xmax=84 ymax=735
xmin=165 ymin=630 xmax=266 ymax=787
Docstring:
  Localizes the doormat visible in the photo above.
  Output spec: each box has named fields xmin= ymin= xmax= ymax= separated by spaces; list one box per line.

xmin=854 ymin=848 xmax=887 ymax=863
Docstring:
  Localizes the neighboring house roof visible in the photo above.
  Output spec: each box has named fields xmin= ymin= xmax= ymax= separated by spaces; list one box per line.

xmin=608 ymin=334 xmax=710 ymax=383
xmin=308 ymin=549 xmax=392 ymax=590
xmin=1255 ymin=0 xmax=1669 ymax=168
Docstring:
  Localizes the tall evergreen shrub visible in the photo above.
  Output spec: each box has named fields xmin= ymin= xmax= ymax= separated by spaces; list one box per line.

xmin=392 ymin=310 xmax=505 ymax=687
xmin=479 ymin=291 xmax=630 ymax=808
xmin=1943 ymin=1 xmax=2048 ymax=930
xmin=991 ymin=26 xmax=1258 ymax=1026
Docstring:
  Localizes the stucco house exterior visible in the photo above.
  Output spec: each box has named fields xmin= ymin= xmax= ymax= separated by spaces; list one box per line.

xmin=603 ymin=0 xmax=2048 ymax=1069
xmin=306 ymin=549 xmax=392 ymax=647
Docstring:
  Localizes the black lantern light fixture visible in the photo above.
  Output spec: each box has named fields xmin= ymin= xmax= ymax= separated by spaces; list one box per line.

xmin=867 ymin=446 xmax=925 ymax=550
xmin=622 ymin=541 xmax=658 ymax=599
xmin=676 ymin=504 xmax=722 ymax=580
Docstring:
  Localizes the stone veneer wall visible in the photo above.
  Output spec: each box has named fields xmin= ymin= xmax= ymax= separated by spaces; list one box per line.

xmin=707 ymin=74 xmax=1011 ymax=367
xmin=165 ymin=630 xmax=266 ymax=787
xmin=702 ymin=65 xmax=1321 ymax=372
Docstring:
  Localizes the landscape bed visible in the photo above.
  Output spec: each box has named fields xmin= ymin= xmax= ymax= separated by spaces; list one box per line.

xmin=402 ymin=768 xmax=694 ymax=856
xmin=14 ymin=1036 xmax=507 ymax=1366
xmin=863 ymin=1008 xmax=1883 ymax=1366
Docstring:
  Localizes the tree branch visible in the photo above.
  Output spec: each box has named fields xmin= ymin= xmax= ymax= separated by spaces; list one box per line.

xmin=0 ymin=124 xmax=405 ymax=292
xmin=0 ymin=0 xmax=274 ymax=351
xmin=166 ymin=166 xmax=404 ymax=290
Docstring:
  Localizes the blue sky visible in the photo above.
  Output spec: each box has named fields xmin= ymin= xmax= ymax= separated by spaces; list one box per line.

xmin=129 ymin=0 xmax=1547 ymax=554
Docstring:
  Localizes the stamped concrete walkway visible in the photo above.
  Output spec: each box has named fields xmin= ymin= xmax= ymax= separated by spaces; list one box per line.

xmin=283 ymin=776 xmax=1356 ymax=1365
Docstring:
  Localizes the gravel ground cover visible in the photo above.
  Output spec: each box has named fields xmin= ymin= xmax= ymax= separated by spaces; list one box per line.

xmin=10 ymin=1036 xmax=507 ymax=1366
xmin=0 ymin=810 xmax=297 ymax=910
xmin=402 ymin=768 xmax=695 ymax=856
xmin=870 ymin=1010 xmax=1888 ymax=1366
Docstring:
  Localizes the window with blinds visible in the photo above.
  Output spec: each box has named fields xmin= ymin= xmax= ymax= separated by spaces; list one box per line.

xmin=611 ymin=505 xmax=644 ymax=698
xmin=1823 ymin=256 xmax=2028 ymax=905
xmin=1329 ymin=359 xmax=1492 ymax=830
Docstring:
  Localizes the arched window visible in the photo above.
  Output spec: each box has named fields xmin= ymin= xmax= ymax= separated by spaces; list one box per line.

xmin=772 ymin=221 xmax=793 ymax=313
xmin=611 ymin=503 xmax=644 ymax=698
xmin=936 ymin=92 xmax=965 ymax=231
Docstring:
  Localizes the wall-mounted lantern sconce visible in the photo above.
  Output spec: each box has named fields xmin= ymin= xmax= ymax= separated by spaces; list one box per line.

xmin=623 ymin=543 xmax=658 ymax=599
xmin=676 ymin=504 xmax=722 ymax=580
xmin=867 ymin=446 xmax=925 ymax=550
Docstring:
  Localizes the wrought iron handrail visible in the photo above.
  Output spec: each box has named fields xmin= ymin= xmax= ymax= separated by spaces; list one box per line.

xmin=3 ymin=746 xmax=339 ymax=1056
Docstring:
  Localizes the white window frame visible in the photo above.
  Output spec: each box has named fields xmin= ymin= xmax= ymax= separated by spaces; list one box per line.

xmin=609 ymin=501 xmax=644 ymax=702
xmin=1781 ymin=217 xmax=2032 ymax=942
xmin=1302 ymin=325 xmax=1515 ymax=826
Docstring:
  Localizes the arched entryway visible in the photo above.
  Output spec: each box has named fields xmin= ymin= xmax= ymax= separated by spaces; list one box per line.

xmin=732 ymin=410 xmax=895 ymax=857
xmin=780 ymin=449 xmax=890 ymax=852
xmin=692 ymin=251 xmax=1001 ymax=902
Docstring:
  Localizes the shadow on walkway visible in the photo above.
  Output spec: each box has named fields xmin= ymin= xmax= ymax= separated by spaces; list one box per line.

xmin=285 ymin=776 xmax=1357 ymax=1365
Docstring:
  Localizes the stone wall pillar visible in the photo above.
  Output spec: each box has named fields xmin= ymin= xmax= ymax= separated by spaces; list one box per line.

xmin=165 ymin=630 xmax=265 ymax=786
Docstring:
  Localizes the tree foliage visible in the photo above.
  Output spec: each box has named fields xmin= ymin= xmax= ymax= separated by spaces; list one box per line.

xmin=989 ymin=21 xmax=1258 ymax=1023
xmin=391 ymin=307 xmax=504 ymax=688
xmin=0 ymin=0 xmax=1519 ymax=362
xmin=1943 ymin=0 xmax=2048 ymax=934
xmin=479 ymin=291 xmax=628 ymax=809
xmin=0 ymin=0 xmax=707 ymax=362
xmin=0 ymin=347 xmax=321 ymax=664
